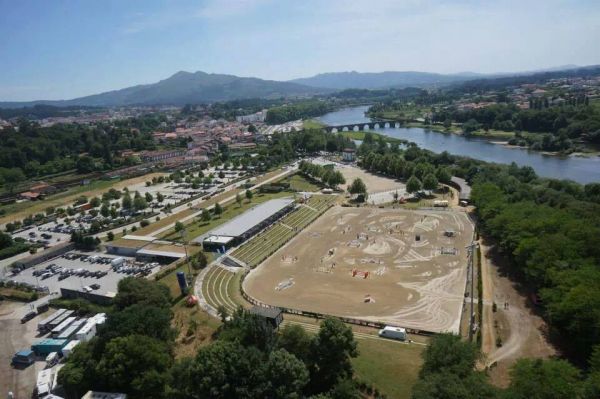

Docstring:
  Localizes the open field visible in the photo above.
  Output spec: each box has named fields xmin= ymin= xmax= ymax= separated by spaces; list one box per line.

xmin=353 ymin=338 xmax=424 ymax=399
xmin=230 ymin=195 xmax=338 ymax=268
xmin=0 ymin=172 xmax=167 ymax=226
xmin=311 ymin=158 xmax=405 ymax=194
xmin=244 ymin=206 xmax=474 ymax=333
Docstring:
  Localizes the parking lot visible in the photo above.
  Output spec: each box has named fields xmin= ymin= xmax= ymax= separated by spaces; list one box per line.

xmin=12 ymin=224 xmax=71 ymax=249
xmin=9 ymin=251 xmax=161 ymax=296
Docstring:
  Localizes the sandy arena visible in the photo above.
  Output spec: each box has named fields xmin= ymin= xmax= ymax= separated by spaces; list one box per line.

xmin=243 ymin=206 xmax=474 ymax=333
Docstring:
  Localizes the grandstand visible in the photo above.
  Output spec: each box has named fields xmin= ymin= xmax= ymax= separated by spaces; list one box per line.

xmin=196 ymin=198 xmax=295 ymax=252
xmin=228 ymin=195 xmax=337 ymax=268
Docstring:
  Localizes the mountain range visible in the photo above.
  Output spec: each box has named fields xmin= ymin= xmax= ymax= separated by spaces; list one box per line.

xmin=0 ymin=65 xmax=590 ymax=109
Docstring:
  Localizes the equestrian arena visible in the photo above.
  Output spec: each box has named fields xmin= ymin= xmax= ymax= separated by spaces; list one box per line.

xmin=243 ymin=206 xmax=474 ymax=334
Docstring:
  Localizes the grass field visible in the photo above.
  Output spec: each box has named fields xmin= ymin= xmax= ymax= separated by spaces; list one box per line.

xmin=303 ymin=119 xmax=326 ymax=129
xmin=285 ymin=174 xmax=322 ymax=192
xmin=230 ymin=195 xmax=337 ymax=268
xmin=171 ymin=298 xmax=220 ymax=359
xmin=353 ymin=338 xmax=425 ymax=399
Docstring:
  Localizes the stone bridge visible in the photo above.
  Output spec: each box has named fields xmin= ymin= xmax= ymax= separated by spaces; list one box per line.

xmin=324 ymin=121 xmax=401 ymax=133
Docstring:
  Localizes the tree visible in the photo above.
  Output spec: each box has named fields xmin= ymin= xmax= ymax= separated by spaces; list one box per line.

xmin=156 ymin=192 xmax=164 ymax=203
xmin=423 ymin=173 xmax=438 ymax=191
xmin=505 ymin=358 xmax=583 ymax=399
xmin=436 ymin=167 xmax=452 ymax=184
xmin=264 ymin=349 xmax=310 ymax=399
xmin=0 ymin=231 xmax=14 ymax=250
xmin=174 ymin=221 xmax=185 ymax=234
xmin=100 ymin=204 xmax=110 ymax=218
xmin=348 ymin=178 xmax=367 ymax=196
xmin=95 ymin=335 xmax=172 ymax=398
xmin=99 ymin=304 xmax=174 ymax=343
xmin=406 ymin=175 xmax=422 ymax=194
xmin=121 ymin=192 xmax=132 ymax=209
xmin=191 ymin=251 xmax=207 ymax=270
xmin=145 ymin=192 xmax=153 ymax=203
xmin=201 ymin=209 xmax=211 ymax=222
xmin=76 ymin=155 xmax=95 ymax=173
xmin=309 ymin=318 xmax=358 ymax=393
xmin=462 ymin=119 xmax=480 ymax=135
xmin=214 ymin=202 xmax=223 ymax=216
xmin=327 ymin=171 xmax=346 ymax=189
xmin=278 ymin=324 xmax=312 ymax=363
xmin=133 ymin=196 xmax=148 ymax=211
xmin=245 ymin=189 xmax=253 ymax=202
xmin=107 ymin=231 xmax=114 ymax=241
xmin=90 ymin=197 xmax=101 ymax=208
xmin=236 ymin=193 xmax=243 ymax=207
xmin=169 ymin=341 xmax=265 ymax=399
xmin=420 ymin=334 xmax=479 ymax=379
xmin=113 ymin=277 xmax=172 ymax=310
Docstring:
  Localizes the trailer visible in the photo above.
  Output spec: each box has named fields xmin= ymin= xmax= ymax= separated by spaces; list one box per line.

xmin=378 ymin=326 xmax=407 ymax=341
xmin=11 ymin=349 xmax=35 ymax=367
xmin=51 ymin=316 xmax=76 ymax=338
xmin=111 ymin=257 xmax=125 ymax=267
xmin=32 ymin=338 xmax=68 ymax=357
xmin=36 ymin=368 xmax=54 ymax=398
xmin=57 ymin=318 xmax=87 ymax=340
xmin=47 ymin=310 xmax=74 ymax=331
xmin=37 ymin=309 xmax=67 ymax=333
xmin=61 ymin=340 xmax=80 ymax=358
xmin=75 ymin=319 xmax=97 ymax=342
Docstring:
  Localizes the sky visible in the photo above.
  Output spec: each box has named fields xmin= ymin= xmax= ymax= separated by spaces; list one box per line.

xmin=1 ymin=0 xmax=599 ymax=101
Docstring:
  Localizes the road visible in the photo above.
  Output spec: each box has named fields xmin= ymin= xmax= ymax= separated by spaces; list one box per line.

xmin=478 ymin=240 xmax=557 ymax=386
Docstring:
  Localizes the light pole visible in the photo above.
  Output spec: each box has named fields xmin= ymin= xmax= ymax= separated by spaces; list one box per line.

xmin=180 ymin=229 xmax=192 ymax=281
xmin=465 ymin=241 xmax=478 ymax=341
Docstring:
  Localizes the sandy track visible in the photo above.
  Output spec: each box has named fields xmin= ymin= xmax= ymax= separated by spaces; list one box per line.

xmin=479 ymin=241 xmax=557 ymax=386
xmin=244 ymin=206 xmax=473 ymax=333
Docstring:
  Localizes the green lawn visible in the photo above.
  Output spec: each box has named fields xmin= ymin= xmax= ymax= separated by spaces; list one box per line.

xmin=303 ymin=119 xmax=325 ymax=129
xmin=285 ymin=174 xmax=322 ymax=192
xmin=353 ymin=339 xmax=425 ymax=399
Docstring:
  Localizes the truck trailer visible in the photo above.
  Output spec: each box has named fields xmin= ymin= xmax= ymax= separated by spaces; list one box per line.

xmin=37 ymin=309 xmax=67 ymax=333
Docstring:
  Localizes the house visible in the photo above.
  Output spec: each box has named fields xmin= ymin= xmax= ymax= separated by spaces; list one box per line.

xmin=342 ymin=148 xmax=356 ymax=162
xmin=249 ymin=306 xmax=283 ymax=329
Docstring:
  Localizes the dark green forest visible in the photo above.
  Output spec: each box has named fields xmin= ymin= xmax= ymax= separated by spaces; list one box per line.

xmin=0 ymin=116 xmax=177 ymax=188
xmin=265 ymin=101 xmax=333 ymax=124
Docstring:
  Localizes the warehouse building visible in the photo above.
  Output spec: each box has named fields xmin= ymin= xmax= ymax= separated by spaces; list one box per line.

xmin=197 ymin=198 xmax=295 ymax=251
xmin=105 ymin=235 xmax=186 ymax=263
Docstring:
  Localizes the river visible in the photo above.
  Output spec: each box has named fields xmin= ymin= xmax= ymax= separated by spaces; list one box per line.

xmin=317 ymin=105 xmax=600 ymax=184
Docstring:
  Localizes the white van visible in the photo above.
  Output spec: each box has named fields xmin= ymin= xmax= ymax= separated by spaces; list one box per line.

xmin=45 ymin=352 xmax=59 ymax=368
xmin=378 ymin=326 xmax=407 ymax=341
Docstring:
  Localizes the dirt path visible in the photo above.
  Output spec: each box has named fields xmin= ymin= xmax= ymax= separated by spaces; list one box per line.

xmin=0 ymin=301 xmax=45 ymax=398
xmin=478 ymin=240 xmax=556 ymax=387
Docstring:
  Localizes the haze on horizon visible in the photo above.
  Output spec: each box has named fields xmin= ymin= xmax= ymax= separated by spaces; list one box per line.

xmin=1 ymin=0 xmax=599 ymax=101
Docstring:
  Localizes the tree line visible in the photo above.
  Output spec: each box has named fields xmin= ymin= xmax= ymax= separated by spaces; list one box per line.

xmin=58 ymin=277 xmax=370 ymax=399
xmin=433 ymin=103 xmax=600 ymax=149
xmin=0 ymin=115 xmax=175 ymax=189
xmin=412 ymin=333 xmax=599 ymax=399
xmin=266 ymin=101 xmax=333 ymax=125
